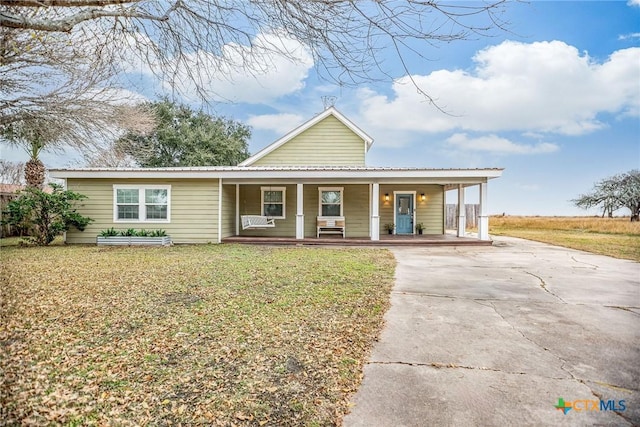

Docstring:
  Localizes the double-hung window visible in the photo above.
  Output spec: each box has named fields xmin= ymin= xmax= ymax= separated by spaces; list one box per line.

xmin=261 ymin=187 xmax=286 ymax=219
xmin=114 ymin=185 xmax=170 ymax=222
xmin=319 ymin=187 xmax=343 ymax=216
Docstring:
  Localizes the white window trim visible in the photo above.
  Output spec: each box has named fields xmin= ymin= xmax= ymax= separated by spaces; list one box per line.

xmin=113 ymin=184 xmax=171 ymax=223
xmin=318 ymin=187 xmax=344 ymax=217
xmin=260 ymin=186 xmax=286 ymax=219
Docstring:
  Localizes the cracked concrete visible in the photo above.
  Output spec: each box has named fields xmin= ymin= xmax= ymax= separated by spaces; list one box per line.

xmin=524 ymin=271 xmax=567 ymax=303
xmin=343 ymin=236 xmax=639 ymax=426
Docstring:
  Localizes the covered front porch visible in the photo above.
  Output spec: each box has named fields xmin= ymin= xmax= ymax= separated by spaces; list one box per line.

xmin=220 ymin=171 xmax=498 ymax=243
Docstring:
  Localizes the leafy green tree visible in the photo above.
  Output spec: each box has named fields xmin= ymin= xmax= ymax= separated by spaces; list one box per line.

xmin=1 ymin=184 xmax=92 ymax=245
xmin=117 ymin=100 xmax=251 ymax=167
xmin=573 ymin=170 xmax=640 ymax=221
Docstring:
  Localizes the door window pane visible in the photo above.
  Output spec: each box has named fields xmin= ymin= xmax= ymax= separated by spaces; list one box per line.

xmin=399 ymin=197 xmax=410 ymax=214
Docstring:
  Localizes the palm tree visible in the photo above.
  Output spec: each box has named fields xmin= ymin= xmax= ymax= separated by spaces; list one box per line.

xmin=24 ymin=139 xmax=47 ymax=189
xmin=1 ymin=118 xmax=60 ymax=189
xmin=2 ymin=108 xmax=156 ymax=188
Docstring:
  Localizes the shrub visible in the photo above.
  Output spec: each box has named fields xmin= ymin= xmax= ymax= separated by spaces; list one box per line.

xmin=98 ymin=229 xmax=167 ymax=238
xmin=99 ymin=227 xmax=119 ymax=237
xmin=1 ymin=184 xmax=92 ymax=245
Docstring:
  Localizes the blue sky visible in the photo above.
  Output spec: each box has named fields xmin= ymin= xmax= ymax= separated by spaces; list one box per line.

xmin=4 ymin=1 xmax=639 ymax=216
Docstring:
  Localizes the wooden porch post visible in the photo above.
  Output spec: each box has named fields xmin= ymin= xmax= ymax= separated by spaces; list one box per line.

xmin=478 ymin=182 xmax=490 ymax=241
xmin=235 ymin=184 xmax=240 ymax=236
xmin=371 ymin=183 xmax=380 ymax=241
xmin=457 ymin=184 xmax=466 ymax=237
xmin=296 ymin=183 xmax=304 ymax=239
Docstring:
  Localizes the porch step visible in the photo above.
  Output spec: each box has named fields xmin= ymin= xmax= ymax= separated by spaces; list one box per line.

xmin=221 ymin=236 xmax=492 ymax=246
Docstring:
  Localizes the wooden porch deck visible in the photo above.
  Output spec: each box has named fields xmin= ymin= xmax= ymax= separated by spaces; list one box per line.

xmin=221 ymin=233 xmax=492 ymax=246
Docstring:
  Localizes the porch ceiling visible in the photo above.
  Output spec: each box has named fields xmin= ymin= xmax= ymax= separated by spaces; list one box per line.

xmin=222 ymin=177 xmax=491 ymax=185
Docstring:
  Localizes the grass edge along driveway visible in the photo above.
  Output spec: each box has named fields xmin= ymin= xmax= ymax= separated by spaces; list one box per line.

xmin=489 ymin=216 xmax=640 ymax=262
xmin=0 ymin=244 xmax=395 ymax=426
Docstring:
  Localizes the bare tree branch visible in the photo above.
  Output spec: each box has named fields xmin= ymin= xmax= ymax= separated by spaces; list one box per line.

xmin=1 ymin=6 xmax=168 ymax=32
xmin=1 ymin=1 xmax=138 ymax=6
xmin=0 ymin=25 xmax=155 ymax=182
xmin=0 ymin=159 xmax=25 ymax=185
xmin=1 ymin=0 xmax=510 ymax=98
xmin=1 ymin=0 xmax=510 ymax=170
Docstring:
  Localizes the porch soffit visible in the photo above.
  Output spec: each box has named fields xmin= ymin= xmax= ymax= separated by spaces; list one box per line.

xmin=221 ymin=177 xmax=490 ymax=185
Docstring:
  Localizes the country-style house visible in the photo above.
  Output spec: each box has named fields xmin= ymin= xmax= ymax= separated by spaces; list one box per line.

xmin=50 ymin=107 xmax=502 ymax=244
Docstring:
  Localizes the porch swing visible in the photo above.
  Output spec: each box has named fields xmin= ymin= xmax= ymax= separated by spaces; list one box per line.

xmin=241 ymin=215 xmax=275 ymax=230
xmin=240 ymin=185 xmax=278 ymax=230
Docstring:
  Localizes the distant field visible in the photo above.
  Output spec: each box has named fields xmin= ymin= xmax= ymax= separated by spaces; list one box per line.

xmin=490 ymin=216 xmax=640 ymax=262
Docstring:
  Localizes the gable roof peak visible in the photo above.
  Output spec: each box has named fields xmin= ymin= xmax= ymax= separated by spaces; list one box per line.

xmin=238 ymin=107 xmax=374 ymax=166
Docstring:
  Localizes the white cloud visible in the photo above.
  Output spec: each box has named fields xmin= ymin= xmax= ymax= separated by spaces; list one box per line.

xmin=618 ymin=32 xmax=640 ymax=40
xmin=359 ymin=41 xmax=640 ymax=138
xmin=628 ymin=0 xmax=640 ymax=6
xmin=115 ymin=31 xmax=313 ymax=104
xmin=247 ymin=113 xmax=305 ymax=134
xmin=445 ymin=133 xmax=559 ymax=155
xmin=167 ymin=32 xmax=313 ymax=104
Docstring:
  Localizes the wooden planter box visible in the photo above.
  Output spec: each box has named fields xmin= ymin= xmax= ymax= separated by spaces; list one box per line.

xmin=97 ymin=236 xmax=172 ymax=246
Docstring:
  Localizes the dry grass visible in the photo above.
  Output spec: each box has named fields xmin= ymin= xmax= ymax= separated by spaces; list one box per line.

xmin=490 ymin=216 xmax=640 ymax=261
xmin=490 ymin=216 xmax=640 ymax=234
xmin=0 ymin=244 xmax=395 ymax=426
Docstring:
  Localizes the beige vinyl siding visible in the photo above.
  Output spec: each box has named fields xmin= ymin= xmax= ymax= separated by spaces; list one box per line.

xmin=342 ymin=185 xmax=370 ymax=237
xmin=416 ymin=185 xmax=445 ymax=234
xmin=221 ymin=184 xmax=237 ymax=238
xmin=379 ymin=185 xmax=444 ymax=235
xmin=303 ymin=186 xmax=319 ymax=237
xmin=66 ymin=179 xmax=219 ymax=244
xmin=238 ymin=184 xmax=370 ymax=238
xmin=251 ymin=115 xmax=366 ymax=166
xmin=238 ymin=184 xmax=296 ymax=237
xmin=302 ymin=184 xmax=369 ymax=237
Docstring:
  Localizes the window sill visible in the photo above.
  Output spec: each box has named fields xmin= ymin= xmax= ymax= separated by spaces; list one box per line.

xmin=113 ymin=219 xmax=171 ymax=223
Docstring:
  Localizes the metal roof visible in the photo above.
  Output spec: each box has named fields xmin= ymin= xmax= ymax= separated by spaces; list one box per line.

xmin=50 ymin=166 xmax=504 ymax=173
xmin=49 ymin=166 xmax=504 ymax=185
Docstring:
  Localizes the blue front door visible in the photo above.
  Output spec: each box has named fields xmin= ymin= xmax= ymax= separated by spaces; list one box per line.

xmin=396 ymin=194 xmax=414 ymax=234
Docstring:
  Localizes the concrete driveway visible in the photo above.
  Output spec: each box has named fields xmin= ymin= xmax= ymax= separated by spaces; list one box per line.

xmin=343 ymin=236 xmax=640 ymax=426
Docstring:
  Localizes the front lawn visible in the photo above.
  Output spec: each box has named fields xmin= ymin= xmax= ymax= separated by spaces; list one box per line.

xmin=0 ymin=244 xmax=395 ymax=426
